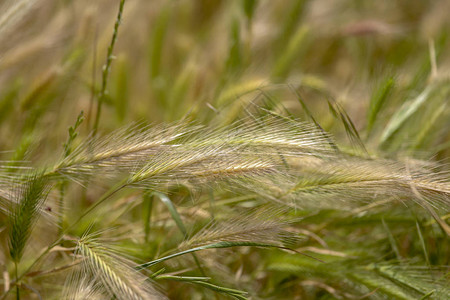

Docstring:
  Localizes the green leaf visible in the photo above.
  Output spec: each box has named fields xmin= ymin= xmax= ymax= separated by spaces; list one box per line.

xmin=138 ymin=241 xmax=283 ymax=269
xmin=367 ymin=76 xmax=395 ymax=135
xmin=380 ymin=86 xmax=431 ymax=145
xmin=225 ymin=18 xmax=243 ymax=75
xmin=153 ymin=192 xmax=187 ymax=236
xmin=271 ymin=25 xmax=309 ymax=80
xmin=142 ymin=192 xmax=153 ymax=243
xmin=155 ymin=275 xmax=248 ymax=300
xmin=153 ymin=192 xmax=205 ymax=275
xmin=242 ymin=0 xmax=258 ymax=22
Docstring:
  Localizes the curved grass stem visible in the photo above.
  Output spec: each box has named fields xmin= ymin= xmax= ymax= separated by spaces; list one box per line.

xmin=14 ymin=262 xmax=19 ymax=300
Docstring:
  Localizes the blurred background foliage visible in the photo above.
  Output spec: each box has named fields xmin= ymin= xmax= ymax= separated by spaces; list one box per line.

xmin=0 ymin=0 xmax=449 ymax=299
xmin=1 ymin=0 xmax=449 ymax=157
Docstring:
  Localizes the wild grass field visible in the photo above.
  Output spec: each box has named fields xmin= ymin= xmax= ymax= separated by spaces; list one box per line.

xmin=0 ymin=0 xmax=449 ymax=299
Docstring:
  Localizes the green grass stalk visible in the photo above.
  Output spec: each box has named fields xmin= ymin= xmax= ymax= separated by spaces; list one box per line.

xmin=93 ymin=0 xmax=126 ymax=136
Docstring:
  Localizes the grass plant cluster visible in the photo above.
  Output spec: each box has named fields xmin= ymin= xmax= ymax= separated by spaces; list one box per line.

xmin=0 ymin=0 xmax=449 ymax=299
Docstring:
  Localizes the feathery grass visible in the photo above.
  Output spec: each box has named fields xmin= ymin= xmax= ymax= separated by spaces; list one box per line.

xmin=0 ymin=1 xmax=449 ymax=299
xmin=179 ymin=207 xmax=298 ymax=250
xmin=65 ymin=234 xmax=165 ymax=300
xmin=7 ymin=173 xmax=50 ymax=300
xmin=8 ymin=174 xmax=50 ymax=263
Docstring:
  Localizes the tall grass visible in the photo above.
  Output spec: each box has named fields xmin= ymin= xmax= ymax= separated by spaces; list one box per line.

xmin=0 ymin=0 xmax=449 ymax=299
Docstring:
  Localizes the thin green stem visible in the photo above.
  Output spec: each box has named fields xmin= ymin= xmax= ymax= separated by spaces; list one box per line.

xmin=57 ymin=182 xmax=66 ymax=234
xmin=93 ymin=0 xmax=126 ymax=136
xmin=14 ymin=261 xmax=19 ymax=300
xmin=70 ymin=180 xmax=127 ymax=228
xmin=142 ymin=192 xmax=153 ymax=243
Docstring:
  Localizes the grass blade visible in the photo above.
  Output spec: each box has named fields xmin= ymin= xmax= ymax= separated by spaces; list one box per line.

xmin=367 ymin=76 xmax=395 ymax=136
xmin=138 ymin=241 xmax=289 ymax=269
xmin=380 ymin=86 xmax=431 ymax=145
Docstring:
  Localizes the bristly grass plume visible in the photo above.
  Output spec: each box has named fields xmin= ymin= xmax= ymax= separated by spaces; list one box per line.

xmin=8 ymin=173 xmax=50 ymax=263
xmin=64 ymin=233 xmax=166 ymax=300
